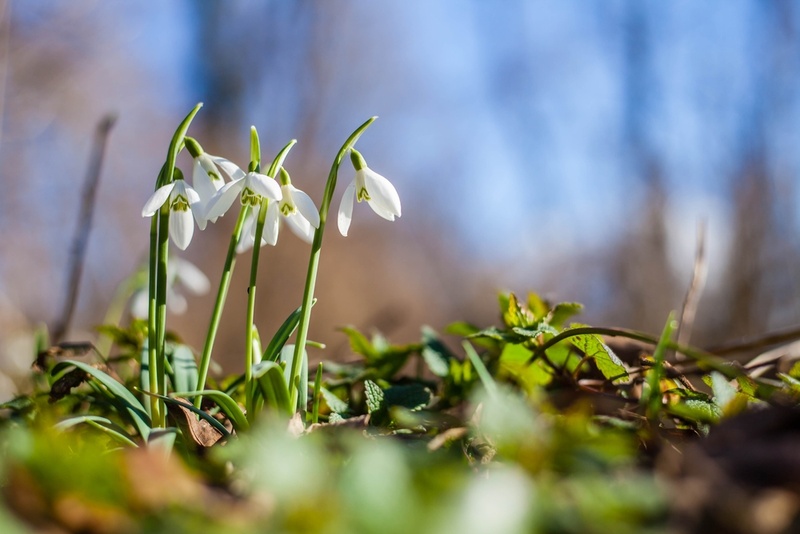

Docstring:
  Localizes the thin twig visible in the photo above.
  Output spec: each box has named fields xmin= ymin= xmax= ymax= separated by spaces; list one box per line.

xmin=51 ymin=114 xmax=116 ymax=343
xmin=675 ymin=220 xmax=707 ymax=359
xmin=708 ymin=324 xmax=800 ymax=357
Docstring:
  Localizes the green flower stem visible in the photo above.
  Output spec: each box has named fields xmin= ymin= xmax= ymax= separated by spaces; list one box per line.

xmin=245 ymin=197 xmax=269 ymax=420
xmin=154 ymin=206 xmax=170 ymax=428
xmin=159 ymin=103 xmax=203 ymax=188
xmin=288 ymin=117 xmax=377 ymax=411
xmin=146 ymin=215 xmax=160 ymax=423
xmin=193 ymin=205 xmax=250 ymax=409
xmin=145 ymin=104 xmax=202 ymax=430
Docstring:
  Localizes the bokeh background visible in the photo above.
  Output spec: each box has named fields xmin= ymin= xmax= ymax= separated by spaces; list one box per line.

xmin=2 ymin=1 xmax=800 ymax=392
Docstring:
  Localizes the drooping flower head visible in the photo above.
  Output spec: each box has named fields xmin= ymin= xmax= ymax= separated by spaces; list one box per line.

xmin=184 ymin=137 xmax=242 ymax=228
xmin=234 ymin=168 xmax=320 ymax=253
xmin=337 ymin=148 xmax=401 ymax=237
xmin=204 ymin=166 xmax=282 ymax=223
xmin=273 ymin=167 xmax=320 ymax=244
xmin=141 ymin=169 xmax=201 ymax=250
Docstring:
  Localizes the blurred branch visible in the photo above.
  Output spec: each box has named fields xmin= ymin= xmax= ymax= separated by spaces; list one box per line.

xmin=675 ymin=220 xmax=707 ymax=359
xmin=51 ymin=114 xmax=116 ymax=343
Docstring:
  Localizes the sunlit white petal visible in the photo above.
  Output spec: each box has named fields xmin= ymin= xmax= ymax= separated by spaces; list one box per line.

xmin=172 ymin=258 xmax=210 ymax=294
xmin=285 ymin=213 xmax=315 ymax=243
xmin=337 ymin=181 xmax=356 ymax=237
xmin=170 ymin=208 xmax=194 ymax=250
xmin=142 ymin=183 xmax=175 ymax=217
xmin=248 ymin=172 xmax=282 ymax=200
xmin=289 ymin=186 xmax=320 ymax=229
xmin=262 ymin=201 xmax=280 ymax=246
xmin=362 ymin=168 xmax=401 ymax=219
xmin=211 ymin=156 xmax=246 ymax=181
xmin=192 ymin=158 xmax=222 ymax=207
xmin=205 ymin=179 xmax=244 ymax=220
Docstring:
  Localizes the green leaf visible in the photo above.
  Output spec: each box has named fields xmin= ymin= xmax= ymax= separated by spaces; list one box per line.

xmin=499 ymin=343 xmax=553 ymax=389
xmin=525 ymin=292 xmax=550 ymax=321
xmin=667 ymin=399 xmax=721 ymax=424
xmin=170 ymin=344 xmax=198 ymax=393
xmin=279 ymin=345 xmax=308 ymax=412
xmin=320 ymin=387 xmax=349 ymax=414
xmin=568 ymin=329 xmax=628 ymax=382
xmin=172 ymin=390 xmax=249 ymax=433
xmin=548 ymin=302 xmax=584 ymax=328
xmin=263 ymin=302 xmax=312 ymax=363
xmin=340 ymin=326 xmax=379 ymax=361
xmin=710 ymin=372 xmax=737 ymax=411
xmin=364 ymin=380 xmax=385 ymax=414
xmin=52 ymin=360 xmax=151 ymax=440
xmin=463 ymin=341 xmax=498 ymax=398
xmin=55 ymin=415 xmax=138 ymax=448
xmin=253 ymin=361 xmax=292 ymax=415
xmin=511 ymin=324 xmax=559 ymax=340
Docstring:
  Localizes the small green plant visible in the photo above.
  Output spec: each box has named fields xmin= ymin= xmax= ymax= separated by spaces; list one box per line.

xmin=1 ymin=106 xmax=798 ymax=533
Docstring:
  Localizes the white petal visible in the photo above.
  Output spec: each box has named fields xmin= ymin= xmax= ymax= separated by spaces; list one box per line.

xmin=130 ymin=290 xmax=148 ymax=319
xmin=290 ymin=186 xmax=320 ymax=229
xmin=337 ymin=181 xmax=356 ymax=236
xmin=205 ymin=179 xmax=243 ymax=220
xmin=363 ymin=168 xmax=401 ymax=219
xmin=172 ymin=258 xmax=210 ymax=295
xmin=211 ymin=156 xmax=246 ymax=181
xmin=286 ymin=213 xmax=315 ymax=243
xmin=194 ymin=207 xmax=208 ymax=231
xmin=167 ymin=289 xmax=188 ymax=315
xmin=248 ymin=173 xmax=282 ymax=200
xmin=142 ymin=183 xmax=175 ymax=217
xmin=236 ymin=211 xmax=257 ymax=254
xmin=192 ymin=159 xmax=222 ymax=207
xmin=169 ymin=208 xmax=195 ymax=250
xmin=262 ymin=202 xmax=280 ymax=246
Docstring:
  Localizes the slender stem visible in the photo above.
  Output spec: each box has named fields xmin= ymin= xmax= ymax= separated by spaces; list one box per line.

xmin=288 ymin=117 xmax=376 ymax=411
xmin=155 ymin=207 xmax=170 ymax=428
xmin=245 ymin=199 xmax=269 ymax=419
xmin=146 ymin=216 xmax=160 ymax=423
xmin=193 ymin=205 xmax=249 ymax=408
xmin=311 ymin=362 xmax=323 ymax=424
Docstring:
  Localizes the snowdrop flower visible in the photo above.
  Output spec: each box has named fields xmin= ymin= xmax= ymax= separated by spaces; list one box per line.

xmin=235 ymin=169 xmax=320 ymax=252
xmin=130 ymin=257 xmax=210 ymax=318
xmin=141 ymin=175 xmax=201 ymax=250
xmin=337 ymin=149 xmax=401 ymax=237
xmin=185 ymin=137 xmax=242 ymax=227
xmin=270 ymin=168 xmax=320 ymax=244
xmin=204 ymin=168 xmax=282 ymax=222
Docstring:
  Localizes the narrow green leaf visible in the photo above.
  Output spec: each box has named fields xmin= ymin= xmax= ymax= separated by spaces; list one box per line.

xmin=253 ymin=361 xmax=292 ymax=415
xmin=263 ymin=302 xmax=313 ymax=362
xmin=52 ymin=360 xmax=151 ymax=440
xmin=279 ymin=345 xmax=307 ymax=412
xmin=55 ymin=415 xmax=138 ymax=448
xmin=170 ymin=344 xmax=198 ymax=393
xmin=463 ymin=341 xmax=498 ymax=398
